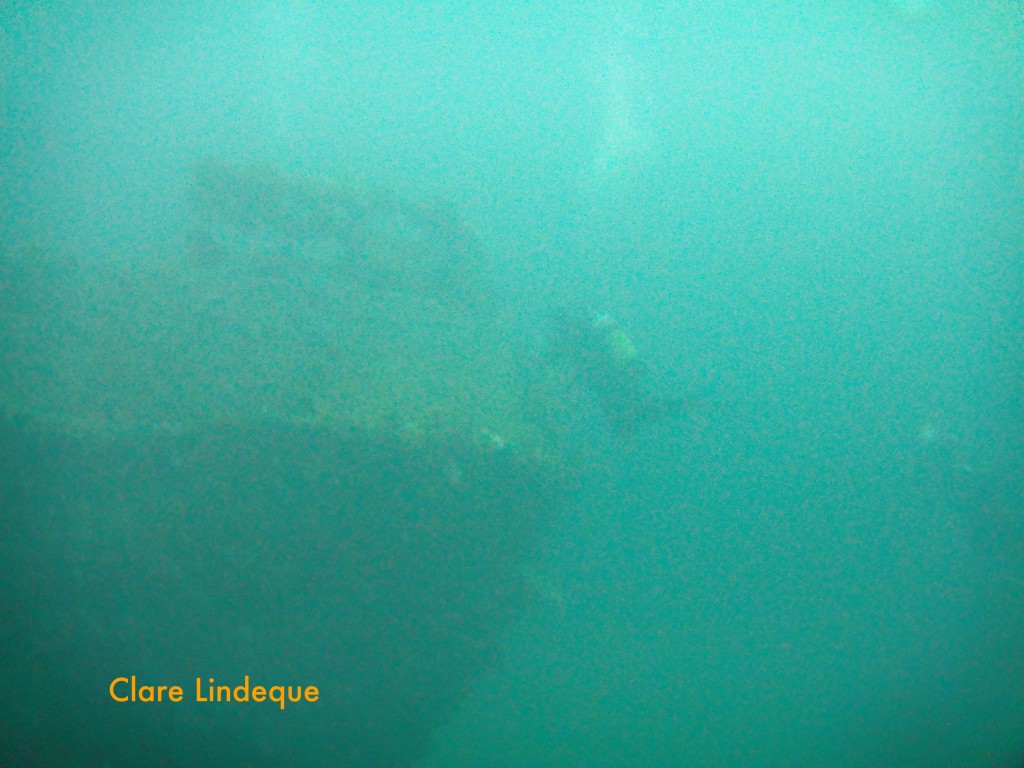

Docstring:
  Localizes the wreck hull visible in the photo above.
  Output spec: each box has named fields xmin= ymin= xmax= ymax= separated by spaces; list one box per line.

xmin=0 ymin=417 xmax=562 ymax=767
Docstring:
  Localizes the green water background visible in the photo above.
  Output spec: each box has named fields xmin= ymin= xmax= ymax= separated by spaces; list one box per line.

xmin=2 ymin=1 xmax=1022 ymax=765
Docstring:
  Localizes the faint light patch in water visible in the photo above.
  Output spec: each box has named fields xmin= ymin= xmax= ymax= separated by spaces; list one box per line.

xmin=442 ymin=460 xmax=464 ymax=488
xmin=889 ymin=0 xmax=937 ymax=18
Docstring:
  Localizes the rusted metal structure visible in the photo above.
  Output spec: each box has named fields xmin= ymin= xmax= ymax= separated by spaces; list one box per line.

xmin=0 ymin=164 xmax=574 ymax=767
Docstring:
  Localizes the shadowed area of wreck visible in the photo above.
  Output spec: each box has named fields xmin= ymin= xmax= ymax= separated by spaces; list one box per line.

xmin=0 ymin=417 xmax=566 ymax=767
xmin=0 ymin=163 xmax=576 ymax=767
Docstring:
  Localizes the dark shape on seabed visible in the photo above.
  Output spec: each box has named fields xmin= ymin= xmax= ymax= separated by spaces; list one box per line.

xmin=0 ymin=417 xmax=565 ymax=768
xmin=545 ymin=307 xmax=690 ymax=435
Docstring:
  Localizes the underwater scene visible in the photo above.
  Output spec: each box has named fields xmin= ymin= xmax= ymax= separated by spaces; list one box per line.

xmin=1 ymin=2 xmax=1022 ymax=766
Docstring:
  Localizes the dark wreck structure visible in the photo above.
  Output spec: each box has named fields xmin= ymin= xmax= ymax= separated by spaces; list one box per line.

xmin=0 ymin=164 xmax=574 ymax=767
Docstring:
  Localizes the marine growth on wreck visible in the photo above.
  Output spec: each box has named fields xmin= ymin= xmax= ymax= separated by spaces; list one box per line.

xmin=0 ymin=163 xmax=577 ymax=768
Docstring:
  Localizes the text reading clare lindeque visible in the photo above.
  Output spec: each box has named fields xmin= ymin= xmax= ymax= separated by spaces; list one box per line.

xmin=109 ymin=676 xmax=319 ymax=711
